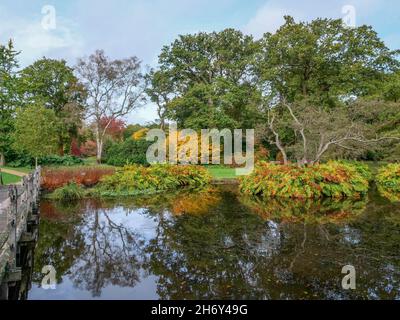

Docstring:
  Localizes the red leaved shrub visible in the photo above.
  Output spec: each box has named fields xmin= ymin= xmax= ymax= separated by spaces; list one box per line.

xmin=41 ymin=166 xmax=115 ymax=191
xmin=70 ymin=138 xmax=82 ymax=157
xmin=80 ymin=140 xmax=97 ymax=157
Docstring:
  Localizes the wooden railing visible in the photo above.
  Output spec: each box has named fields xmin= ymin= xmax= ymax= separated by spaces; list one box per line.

xmin=0 ymin=167 xmax=41 ymax=292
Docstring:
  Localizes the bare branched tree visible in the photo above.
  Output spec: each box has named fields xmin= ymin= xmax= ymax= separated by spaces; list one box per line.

xmin=264 ymin=100 xmax=400 ymax=165
xmin=75 ymin=50 xmax=147 ymax=163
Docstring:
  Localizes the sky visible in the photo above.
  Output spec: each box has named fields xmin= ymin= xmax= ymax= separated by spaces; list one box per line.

xmin=1 ymin=0 xmax=399 ymax=124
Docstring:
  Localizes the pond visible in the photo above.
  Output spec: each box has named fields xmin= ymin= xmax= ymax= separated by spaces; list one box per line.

xmin=22 ymin=185 xmax=400 ymax=299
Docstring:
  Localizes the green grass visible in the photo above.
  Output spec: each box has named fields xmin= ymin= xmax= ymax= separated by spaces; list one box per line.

xmin=83 ymin=157 xmax=98 ymax=166
xmin=206 ymin=166 xmax=238 ymax=180
xmin=0 ymin=172 xmax=22 ymax=185
xmin=45 ymin=157 xmax=116 ymax=169
xmin=0 ymin=166 xmax=32 ymax=174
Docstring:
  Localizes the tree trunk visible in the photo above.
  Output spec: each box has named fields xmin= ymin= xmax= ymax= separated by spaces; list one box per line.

xmin=95 ymin=126 xmax=103 ymax=164
xmin=35 ymin=157 xmax=38 ymax=168
xmin=0 ymin=152 xmax=5 ymax=166
xmin=274 ymin=136 xmax=288 ymax=165
xmin=97 ymin=141 xmax=103 ymax=164
xmin=160 ymin=118 xmax=165 ymax=131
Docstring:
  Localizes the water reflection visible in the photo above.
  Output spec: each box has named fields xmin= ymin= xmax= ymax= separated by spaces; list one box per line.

xmin=26 ymin=186 xmax=400 ymax=300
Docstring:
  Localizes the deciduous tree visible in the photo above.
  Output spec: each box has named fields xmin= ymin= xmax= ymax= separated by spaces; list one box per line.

xmin=76 ymin=50 xmax=147 ymax=163
xmin=19 ymin=58 xmax=86 ymax=155
xmin=13 ymin=104 xmax=58 ymax=167
xmin=0 ymin=40 xmax=19 ymax=165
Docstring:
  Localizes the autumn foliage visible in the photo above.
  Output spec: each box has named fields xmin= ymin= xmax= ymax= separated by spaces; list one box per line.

xmin=41 ymin=166 xmax=116 ymax=191
xmin=100 ymin=116 xmax=126 ymax=141
xmin=240 ymin=161 xmax=370 ymax=199
xmin=98 ymin=164 xmax=211 ymax=196
xmin=376 ymin=163 xmax=400 ymax=202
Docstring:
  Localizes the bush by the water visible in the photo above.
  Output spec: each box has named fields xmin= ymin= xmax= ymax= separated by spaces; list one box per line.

xmin=7 ymin=154 xmax=83 ymax=167
xmin=102 ymin=139 xmax=152 ymax=166
xmin=240 ymin=161 xmax=370 ymax=199
xmin=39 ymin=155 xmax=84 ymax=166
xmin=376 ymin=163 xmax=400 ymax=202
xmin=42 ymin=166 xmax=115 ymax=190
xmin=98 ymin=164 xmax=212 ymax=196
xmin=49 ymin=183 xmax=85 ymax=201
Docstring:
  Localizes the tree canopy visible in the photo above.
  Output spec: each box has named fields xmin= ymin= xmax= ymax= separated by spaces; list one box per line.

xmin=154 ymin=28 xmax=262 ymax=129
xmin=0 ymin=40 xmax=19 ymax=165
xmin=13 ymin=104 xmax=58 ymax=166
xmin=19 ymin=58 xmax=86 ymax=155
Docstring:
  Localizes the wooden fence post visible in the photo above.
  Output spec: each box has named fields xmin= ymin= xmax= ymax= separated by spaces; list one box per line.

xmin=8 ymin=185 xmax=18 ymax=271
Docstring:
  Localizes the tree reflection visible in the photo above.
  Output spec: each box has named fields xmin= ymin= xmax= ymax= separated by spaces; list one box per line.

xmin=34 ymin=200 xmax=144 ymax=297
xmin=33 ymin=186 xmax=400 ymax=299
xmin=69 ymin=204 xmax=144 ymax=296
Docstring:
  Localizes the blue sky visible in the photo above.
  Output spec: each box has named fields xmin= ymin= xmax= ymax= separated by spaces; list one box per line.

xmin=1 ymin=0 xmax=399 ymax=123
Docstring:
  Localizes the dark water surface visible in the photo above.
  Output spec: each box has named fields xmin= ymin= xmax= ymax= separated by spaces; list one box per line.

xmin=25 ymin=185 xmax=400 ymax=300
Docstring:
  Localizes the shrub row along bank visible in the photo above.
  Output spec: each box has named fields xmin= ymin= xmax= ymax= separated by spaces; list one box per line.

xmin=240 ymin=161 xmax=371 ymax=199
xmin=376 ymin=163 xmax=400 ymax=202
xmin=42 ymin=166 xmax=115 ymax=190
xmin=8 ymin=154 xmax=83 ymax=168
xmin=94 ymin=164 xmax=212 ymax=197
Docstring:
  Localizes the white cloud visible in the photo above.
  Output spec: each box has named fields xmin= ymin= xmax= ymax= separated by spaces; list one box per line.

xmin=0 ymin=7 xmax=84 ymax=66
xmin=243 ymin=4 xmax=304 ymax=38
xmin=242 ymin=0 xmax=385 ymax=39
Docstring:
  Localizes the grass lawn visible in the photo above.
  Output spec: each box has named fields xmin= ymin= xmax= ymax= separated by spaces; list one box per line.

xmin=0 ymin=172 xmax=22 ymax=185
xmin=206 ymin=166 xmax=238 ymax=180
xmin=83 ymin=157 xmax=98 ymax=166
xmin=0 ymin=166 xmax=32 ymax=174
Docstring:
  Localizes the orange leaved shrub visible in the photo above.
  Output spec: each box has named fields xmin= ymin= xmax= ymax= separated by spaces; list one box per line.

xmin=41 ymin=166 xmax=115 ymax=191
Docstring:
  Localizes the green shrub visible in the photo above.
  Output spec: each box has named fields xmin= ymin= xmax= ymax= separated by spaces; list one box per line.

xmin=39 ymin=155 xmax=83 ymax=166
xmin=102 ymin=139 xmax=152 ymax=166
xmin=49 ymin=183 xmax=85 ymax=201
xmin=338 ymin=160 xmax=373 ymax=181
xmin=240 ymin=161 xmax=370 ymax=199
xmin=7 ymin=154 xmax=83 ymax=167
xmin=376 ymin=163 xmax=400 ymax=202
xmin=98 ymin=164 xmax=211 ymax=196
xmin=6 ymin=150 xmax=33 ymax=167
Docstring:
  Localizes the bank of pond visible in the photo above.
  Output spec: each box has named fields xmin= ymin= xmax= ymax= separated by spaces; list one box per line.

xmin=12 ymin=161 xmax=399 ymax=299
xmin=41 ymin=161 xmax=400 ymax=204
xmin=24 ymin=184 xmax=400 ymax=299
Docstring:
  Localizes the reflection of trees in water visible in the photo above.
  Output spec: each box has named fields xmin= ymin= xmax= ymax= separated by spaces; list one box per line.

xmin=34 ymin=187 xmax=400 ymax=299
xmin=239 ymin=195 xmax=368 ymax=224
xmin=34 ymin=200 xmax=145 ymax=297
xmin=143 ymin=190 xmax=400 ymax=299
xmin=69 ymin=206 xmax=144 ymax=297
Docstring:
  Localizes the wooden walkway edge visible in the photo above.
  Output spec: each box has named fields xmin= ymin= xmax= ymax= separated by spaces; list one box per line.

xmin=0 ymin=167 xmax=41 ymax=300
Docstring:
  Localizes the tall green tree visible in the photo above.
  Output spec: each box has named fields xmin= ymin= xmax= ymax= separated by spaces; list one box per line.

xmin=0 ymin=40 xmax=19 ymax=165
xmin=19 ymin=58 xmax=86 ymax=155
xmin=254 ymin=17 xmax=400 ymax=163
xmin=154 ymin=28 xmax=262 ymax=129
xmin=13 ymin=104 xmax=58 ymax=167
xmin=75 ymin=50 xmax=147 ymax=163
xmin=146 ymin=69 xmax=175 ymax=130
xmin=257 ymin=16 xmax=399 ymax=106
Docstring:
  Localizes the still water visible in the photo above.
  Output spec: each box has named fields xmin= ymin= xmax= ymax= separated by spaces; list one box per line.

xmin=24 ymin=185 xmax=400 ymax=300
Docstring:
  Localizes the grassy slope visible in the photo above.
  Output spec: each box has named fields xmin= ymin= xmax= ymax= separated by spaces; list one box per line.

xmin=206 ymin=166 xmax=238 ymax=180
xmin=0 ymin=166 xmax=32 ymax=174
xmin=0 ymin=172 xmax=22 ymax=185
